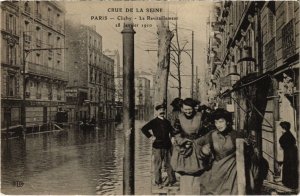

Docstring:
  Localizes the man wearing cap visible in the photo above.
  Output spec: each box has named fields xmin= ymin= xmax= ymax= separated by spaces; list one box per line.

xmin=141 ymin=103 xmax=176 ymax=188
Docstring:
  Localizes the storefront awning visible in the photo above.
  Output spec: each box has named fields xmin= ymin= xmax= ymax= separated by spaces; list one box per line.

xmin=219 ymin=71 xmax=271 ymax=98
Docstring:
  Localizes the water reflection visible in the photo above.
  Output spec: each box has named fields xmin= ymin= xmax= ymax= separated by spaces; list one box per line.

xmin=1 ymin=121 xmax=152 ymax=195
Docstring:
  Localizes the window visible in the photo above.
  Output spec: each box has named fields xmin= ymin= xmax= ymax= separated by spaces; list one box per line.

xmin=48 ymin=57 xmax=52 ymax=67
xmin=36 ymin=26 xmax=42 ymax=47
xmin=24 ymin=1 xmax=30 ymax=13
xmin=90 ymin=88 xmax=93 ymax=101
xmin=90 ymin=67 xmax=93 ymax=82
xmin=36 ymin=53 xmax=41 ymax=64
xmin=6 ymin=14 xmax=16 ymax=34
xmin=285 ymin=2 xmax=294 ymax=23
xmin=56 ymin=37 xmax=61 ymax=49
xmin=36 ymin=1 xmax=40 ymax=13
xmin=36 ymin=82 xmax=41 ymax=99
xmin=7 ymin=75 xmax=16 ymax=96
xmin=47 ymin=32 xmax=52 ymax=46
xmin=267 ymin=2 xmax=276 ymax=41
xmin=47 ymin=7 xmax=53 ymax=26
xmin=95 ymin=70 xmax=98 ymax=83
xmin=57 ymin=60 xmax=60 ymax=69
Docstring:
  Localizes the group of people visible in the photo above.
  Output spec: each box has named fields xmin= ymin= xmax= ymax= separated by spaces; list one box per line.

xmin=141 ymin=97 xmax=298 ymax=195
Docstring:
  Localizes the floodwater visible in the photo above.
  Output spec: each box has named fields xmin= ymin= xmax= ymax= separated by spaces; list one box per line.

xmin=1 ymin=121 xmax=152 ymax=195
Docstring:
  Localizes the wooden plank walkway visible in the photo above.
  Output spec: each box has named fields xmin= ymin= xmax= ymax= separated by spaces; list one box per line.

xmin=151 ymin=170 xmax=180 ymax=195
xmin=262 ymin=180 xmax=298 ymax=195
xmin=151 ymin=180 xmax=180 ymax=195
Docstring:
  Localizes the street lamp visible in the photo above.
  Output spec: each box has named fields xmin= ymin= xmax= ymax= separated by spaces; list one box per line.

xmin=21 ymin=32 xmax=68 ymax=130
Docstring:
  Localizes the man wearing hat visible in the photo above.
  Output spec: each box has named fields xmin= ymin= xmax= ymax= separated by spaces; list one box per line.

xmin=141 ymin=103 xmax=176 ymax=188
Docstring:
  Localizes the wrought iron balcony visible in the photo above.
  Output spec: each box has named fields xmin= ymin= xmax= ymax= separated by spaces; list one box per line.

xmin=27 ymin=62 xmax=69 ymax=81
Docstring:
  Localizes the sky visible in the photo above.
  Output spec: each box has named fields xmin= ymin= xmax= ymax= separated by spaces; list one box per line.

xmin=65 ymin=1 xmax=213 ymax=99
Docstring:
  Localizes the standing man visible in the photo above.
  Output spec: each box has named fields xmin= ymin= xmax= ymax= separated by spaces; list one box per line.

xmin=141 ymin=103 xmax=176 ymax=188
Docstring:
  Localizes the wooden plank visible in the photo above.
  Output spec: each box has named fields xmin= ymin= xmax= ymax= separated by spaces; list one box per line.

xmin=236 ymin=138 xmax=246 ymax=195
xmin=151 ymin=184 xmax=179 ymax=195
xmin=263 ymin=180 xmax=296 ymax=193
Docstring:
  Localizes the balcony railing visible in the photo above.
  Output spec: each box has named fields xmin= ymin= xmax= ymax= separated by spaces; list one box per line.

xmin=27 ymin=62 xmax=69 ymax=81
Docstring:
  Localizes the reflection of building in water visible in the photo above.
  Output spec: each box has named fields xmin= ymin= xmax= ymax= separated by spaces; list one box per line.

xmin=1 ymin=1 xmax=67 ymax=131
xmin=206 ymin=1 xmax=299 ymax=187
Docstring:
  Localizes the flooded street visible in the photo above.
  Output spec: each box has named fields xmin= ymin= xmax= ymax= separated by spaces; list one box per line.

xmin=1 ymin=121 xmax=152 ymax=195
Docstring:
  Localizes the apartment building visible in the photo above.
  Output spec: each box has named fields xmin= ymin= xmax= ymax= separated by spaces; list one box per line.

xmin=207 ymin=1 xmax=299 ymax=185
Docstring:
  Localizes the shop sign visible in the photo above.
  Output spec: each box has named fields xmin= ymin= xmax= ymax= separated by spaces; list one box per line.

xmin=26 ymin=101 xmax=58 ymax=107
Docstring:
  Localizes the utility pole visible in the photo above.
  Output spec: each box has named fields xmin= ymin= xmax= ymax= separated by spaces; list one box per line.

xmin=191 ymin=31 xmax=194 ymax=98
xmin=122 ymin=21 xmax=135 ymax=195
xmin=21 ymin=32 xmax=27 ymax=129
xmin=195 ymin=65 xmax=198 ymax=100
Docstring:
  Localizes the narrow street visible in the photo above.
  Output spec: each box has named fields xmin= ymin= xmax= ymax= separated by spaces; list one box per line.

xmin=1 ymin=1 xmax=299 ymax=195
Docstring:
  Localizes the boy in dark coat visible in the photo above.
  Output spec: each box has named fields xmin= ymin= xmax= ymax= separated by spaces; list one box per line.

xmin=141 ymin=103 xmax=176 ymax=188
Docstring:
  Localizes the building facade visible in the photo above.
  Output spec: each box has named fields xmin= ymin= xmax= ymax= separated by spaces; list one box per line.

xmin=1 ymin=2 xmax=21 ymax=130
xmin=65 ymin=22 xmax=115 ymax=123
xmin=103 ymin=49 xmax=119 ymax=120
xmin=135 ymin=76 xmax=152 ymax=121
xmin=207 ymin=1 xmax=299 ymax=186
xmin=1 ymin=1 xmax=67 ymax=131
xmin=100 ymin=54 xmax=115 ymax=121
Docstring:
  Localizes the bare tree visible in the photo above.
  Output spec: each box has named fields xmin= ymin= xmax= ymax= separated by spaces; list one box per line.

xmin=153 ymin=19 xmax=174 ymax=107
xmin=169 ymin=21 xmax=188 ymax=98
